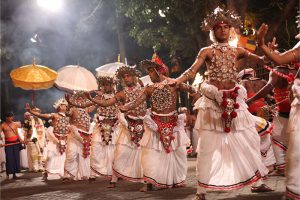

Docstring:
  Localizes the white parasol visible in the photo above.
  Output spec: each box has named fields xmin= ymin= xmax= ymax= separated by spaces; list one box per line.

xmin=95 ymin=62 xmax=126 ymax=77
xmin=55 ymin=65 xmax=98 ymax=92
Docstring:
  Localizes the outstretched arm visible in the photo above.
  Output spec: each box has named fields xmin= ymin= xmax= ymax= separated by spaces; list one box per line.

xmin=257 ymin=23 xmax=300 ymax=64
xmin=237 ymin=47 xmax=265 ymax=65
xmin=178 ymin=83 xmax=197 ymax=94
xmin=246 ymin=72 xmax=277 ymax=105
xmin=86 ymin=92 xmax=123 ymax=107
xmin=25 ymin=103 xmax=52 ymax=119
xmin=175 ymin=48 xmax=208 ymax=84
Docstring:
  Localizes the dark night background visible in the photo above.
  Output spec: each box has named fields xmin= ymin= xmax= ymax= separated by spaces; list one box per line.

xmin=1 ymin=0 xmax=299 ymax=121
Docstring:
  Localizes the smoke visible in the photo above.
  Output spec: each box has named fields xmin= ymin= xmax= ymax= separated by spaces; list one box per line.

xmin=1 ymin=0 xmax=120 ymax=121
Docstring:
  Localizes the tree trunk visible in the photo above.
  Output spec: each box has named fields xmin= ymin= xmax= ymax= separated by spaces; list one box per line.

xmin=116 ymin=11 xmax=126 ymax=63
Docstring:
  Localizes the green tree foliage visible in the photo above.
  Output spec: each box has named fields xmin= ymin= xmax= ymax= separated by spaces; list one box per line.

xmin=117 ymin=0 xmax=217 ymax=62
xmin=117 ymin=0 xmax=298 ymax=68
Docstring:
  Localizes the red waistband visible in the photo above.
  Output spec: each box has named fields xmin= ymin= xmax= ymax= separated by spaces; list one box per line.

xmin=5 ymin=135 xmax=18 ymax=142
xmin=151 ymin=114 xmax=178 ymax=124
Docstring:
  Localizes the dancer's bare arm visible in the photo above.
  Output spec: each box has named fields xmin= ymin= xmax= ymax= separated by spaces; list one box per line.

xmin=87 ymin=92 xmax=124 ymax=107
xmin=237 ymin=47 xmax=265 ymax=65
xmin=246 ymin=72 xmax=278 ymax=105
xmin=175 ymin=48 xmax=209 ymax=84
xmin=178 ymin=83 xmax=197 ymax=94
xmin=257 ymin=24 xmax=300 ymax=64
xmin=25 ymin=103 xmax=52 ymax=119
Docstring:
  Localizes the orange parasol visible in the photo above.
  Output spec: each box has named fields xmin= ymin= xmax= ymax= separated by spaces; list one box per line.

xmin=10 ymin=59 xmax=57 ymax=105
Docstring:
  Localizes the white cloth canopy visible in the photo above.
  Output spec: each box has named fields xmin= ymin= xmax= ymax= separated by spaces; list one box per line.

xmin=95 ymin=62 xmax=126 ymax=77
xmin=55 ymin=65 xmax=98 ymax=92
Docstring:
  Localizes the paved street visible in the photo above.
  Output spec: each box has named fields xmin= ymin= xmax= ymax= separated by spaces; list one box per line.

xmin=1 ymin=158 xmax=286 ymax=200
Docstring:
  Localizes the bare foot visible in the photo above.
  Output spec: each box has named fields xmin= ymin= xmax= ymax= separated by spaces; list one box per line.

xmin=42 ymin=173 xmax=48 ymax=181
xmin=89 ymin=177 xmax=96 ymax=183
xmin=268 ymin=169 xmax=285 ymax=177
xmin=251 ymin=184 xmax=274 ymax=193
xmin=62 ymin=178 xmax=71 ymax=183
xmin=193 ymin=193 xmax=206 ymax=200
xmin=107 ymin=182 xmax=116 ymax=188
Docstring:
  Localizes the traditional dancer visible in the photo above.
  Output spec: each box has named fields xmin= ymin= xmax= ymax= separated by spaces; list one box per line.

xmin=239 ymin=68 xmax=268 ymax=115
xmin=87 ymin=66 xmax=146 ymax=187
xmin=171 ymin=8 xmax=271 ymax=199
xmin=257 ymin=20 xmax=300 ymax=200
xmin=239 ymin=69 xmax=275 ymax=170
xmin=74 ymin=76 xmax=119 ymax=180
xmin=63 ymin=93 xmax=93 ymax=181
xmin=120 ymin=60 xmax=194 ymax=191
xmin=25 ymin=98 xmax=69 ymax=180
xmin=0 ymin=112 xmax=23 ymax=179
xmin=247 ymin=64 xmax=297 ymax=175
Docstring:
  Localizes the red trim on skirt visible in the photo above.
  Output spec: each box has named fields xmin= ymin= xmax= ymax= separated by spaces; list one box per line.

xmin=113 ymin=168 xmax=142 ymax=183
xmin=286 ymin=187 xmax=300 ymax=200
xmin=272 ymin=138 xmax=288 ymax=151
xmin=143 ymin=175 xmax=185 ymax=188
xmin=198 ymin=171 xmax=262 ymax=191
xmin=90 ymin=167 xmax=112 ymax=179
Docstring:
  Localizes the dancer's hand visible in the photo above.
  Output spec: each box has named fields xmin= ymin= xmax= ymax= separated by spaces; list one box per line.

xmin=65 ymin=93 xmax=71 ymax=102
xmin=267 ymin=37 xmax=278 ymax=51
xmin=118 ymin=105 xmax=128 ymax=113
xmin=95 ymin=90 xmax=103 ymax=96
xmin=257 ymin=23 xmax=268 ymax=47
xmin=25 ymin=103 xmax=31 ymax=111
xmin=85 ymin=91 xmax=93 ymax=100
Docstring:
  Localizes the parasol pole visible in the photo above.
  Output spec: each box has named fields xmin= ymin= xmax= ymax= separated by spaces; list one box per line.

xmin=32 ymin=90 xmax=35 ymax=106
xmin=32 ymin=57 xmax=36 ymax=106
xmin=117 ymin=54 xmax=120 ymax=63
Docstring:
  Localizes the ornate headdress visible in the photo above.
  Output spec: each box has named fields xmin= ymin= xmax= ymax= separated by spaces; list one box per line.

xmin=201 ymin=7 xmax=242 ymax=31
xmin=69 ymin=91 xmax=92 ymax=105
xmin=140 ymin=52 xmax=169 ymax=76
xmin=53 ymin=98 xmax=68 ymax=109
xmin=115 ymin=66 xmax=142 ymax=79
xmin=97 ymin=75 xmax=116 ymax=86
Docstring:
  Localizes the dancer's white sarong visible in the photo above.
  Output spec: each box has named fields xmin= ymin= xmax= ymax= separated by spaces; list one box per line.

xmin=194 ymin=82 xmax=268 ymax=191
xmin=112 ymin=113 xmax=143 ymax=182
xmin=286 ymin=79 xmax=300 ymax=199
xmin=141 ymin=111 xmax=190 ymax=188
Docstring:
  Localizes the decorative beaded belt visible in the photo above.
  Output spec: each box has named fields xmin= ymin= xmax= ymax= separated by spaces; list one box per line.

xmin=125 ymin=116 xmax=144 ymax=147
xmin=151 ymin=114 xmax=178 ymax=153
